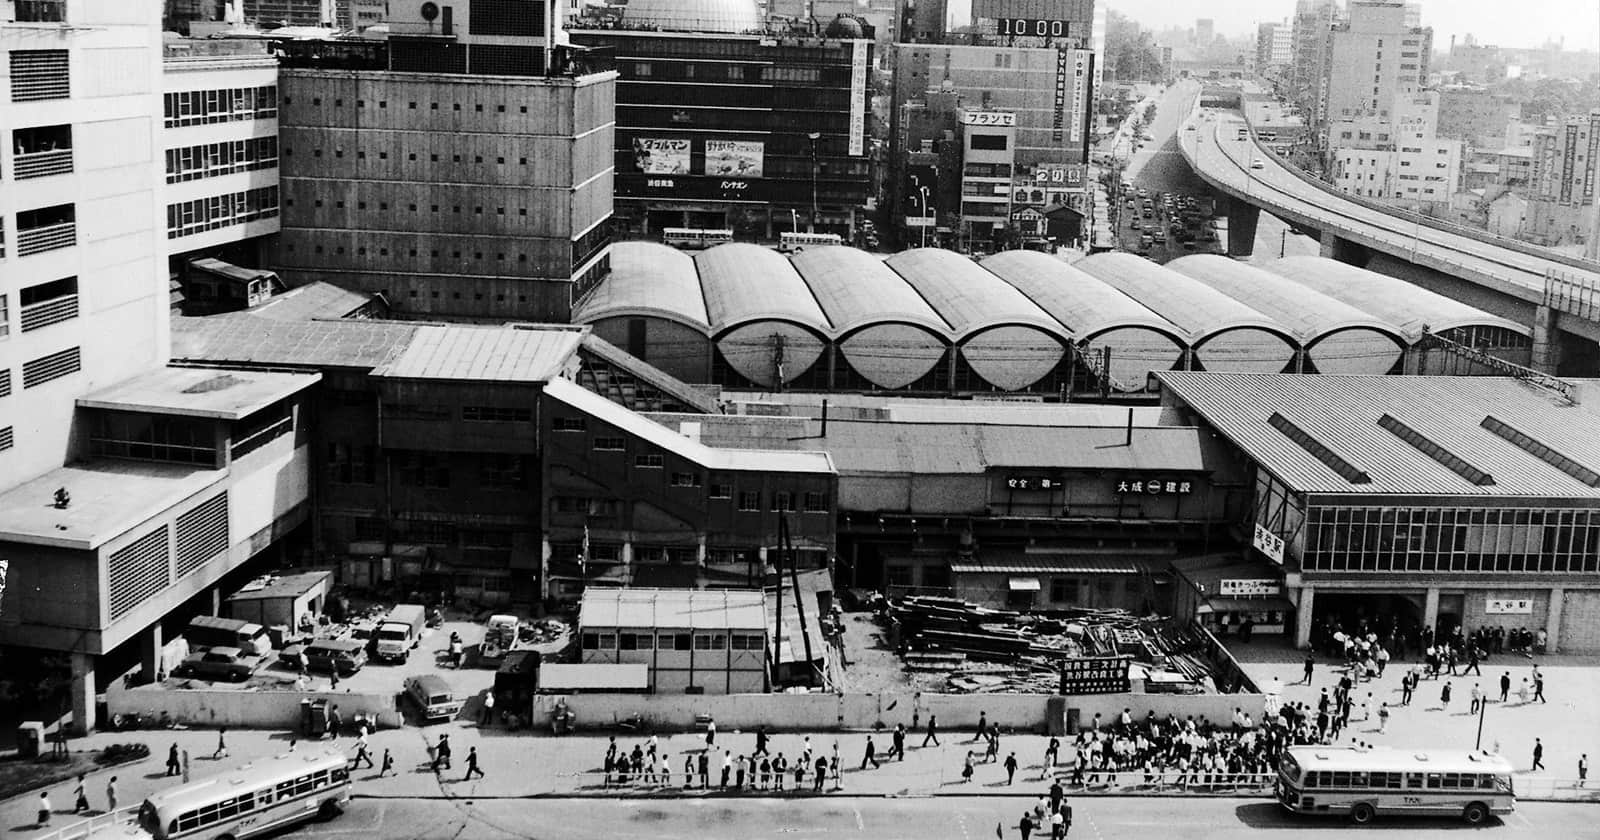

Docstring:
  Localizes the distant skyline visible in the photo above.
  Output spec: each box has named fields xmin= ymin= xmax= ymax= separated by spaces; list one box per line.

xmin=1097 ymin=0 xmax=1600 ymax=53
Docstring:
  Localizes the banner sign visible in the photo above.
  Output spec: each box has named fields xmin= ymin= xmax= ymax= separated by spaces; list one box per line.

xmin=1069 ymin=49 xmax=1090 ymax=145
xmin=705 ymin=140 xmax=764 ymax=177
xmin=634 ymin=138 xmax=690 ymax=174
xmin=960 ymin=110 xmax=1016 ymax=127
xmin=1252 ymin=524 xmax=1285 ymax=565
xmin=1485 ymin=597 xmax=1534 ymax=615
xmin=849 ymin=40 xmax=868 ymax=156
xmin=1219 ymin=579 xmax=1282 ymax=597
xmin=1053 ymin=47 xmax=1068 ymax=143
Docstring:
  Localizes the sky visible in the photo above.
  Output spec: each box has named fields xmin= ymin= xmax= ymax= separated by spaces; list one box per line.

xmin=1099 ymin=0 xmax=1600 ymax=53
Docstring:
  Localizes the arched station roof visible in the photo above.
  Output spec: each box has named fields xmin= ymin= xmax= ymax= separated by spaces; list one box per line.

xmin=789 ymin=246 xmax=951 ymax=338
xmin=980 ymin=251 xmax=1182 ymax=341
xmin=573 ymin=242 xmax=710 ymax=334
xmin=883 ymin=249 xmax=1067 ymax=340
xmin=1264 ymin=257 xmax=1531 ymax=340
xmin=694 ymin=243 xmax=831 ymax=337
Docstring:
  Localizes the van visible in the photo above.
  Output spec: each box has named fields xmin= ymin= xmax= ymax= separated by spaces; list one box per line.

xmin=375 ymin=604 xmax=426 ymax=663
xmin=404 ymin=674 xmax=463 ymax=723
xmin=303 ymin=638 xmax=368 ymax=676
xmin=186 ymin=615 xmax=272 ymax=657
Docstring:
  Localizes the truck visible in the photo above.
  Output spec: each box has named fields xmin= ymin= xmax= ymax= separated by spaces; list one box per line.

xmin=185 ymin=615 xmax=272 ymax=657
xmin=478 ymin=614 xmax=520 ymax=666
xmin=374 ymin=604 xmax=426 ymax=663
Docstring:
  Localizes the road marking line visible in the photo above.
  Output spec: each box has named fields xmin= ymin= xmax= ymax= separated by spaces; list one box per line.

xmin=854 ymin=805 xmax=864 ymax=831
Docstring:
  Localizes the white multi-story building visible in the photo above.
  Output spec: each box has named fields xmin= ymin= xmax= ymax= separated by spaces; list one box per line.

xmin=1332 ymin=125 xmax=1460 ymax=208
xmin=1323 ymin=1 xmax=1431 ymax=149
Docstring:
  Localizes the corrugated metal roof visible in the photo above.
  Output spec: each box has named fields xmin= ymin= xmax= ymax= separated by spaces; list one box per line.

xmin=1264 ymin=257 xmax=1528 ymax=340
xmin=695 ymin=243 xmax=831 ymax=335
xmin=1166 ymin=254 xmax=1401 ymax=343
xmin=980 ymin=251 xmax=1182 ymax=340
xmin=884 ymin=248 xmax=1068 ymax=338
xmin=544 ymin=378 xmax=835 ymax=474
xmin=571 ymin=242 xmax=710 ymax=332
xmin=578 ymin=587 xmax=767 ymax=630
xmin=789 ymin=246 xmax=951 ymax=336
xmin=1159 ymin=372 xmax=1600 ymax=497
xmin=813 ymin=420 xmax=1216 ymax=475
xmin=371 ymin=326 xmax=584 ymax=383
xmin=1074 ymin=252 xmax=1292 ymax=343
xmin=948 ymin=557 xmax=1146 ymax=575
xmin=172 ymin=315 xmax=420 ymax=369
xmin=247 ymin=281 xmax=376 ymax=322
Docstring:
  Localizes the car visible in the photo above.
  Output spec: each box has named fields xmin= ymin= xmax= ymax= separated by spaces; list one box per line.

xmin=1152 ymin=229 xmax=1167 ymax=243
xmin=1142 ymin=133 xmax=1155 ymax=141
xmin=174 ymin=646 xmax=259 ymax=682
xmin=1250 ymin=159 xmax=1265 ymax=170
xmin=1143 ymin=209 xmax=1154 ymax=219
xmin=1130 ymin=218 xmax=1142 ymax=230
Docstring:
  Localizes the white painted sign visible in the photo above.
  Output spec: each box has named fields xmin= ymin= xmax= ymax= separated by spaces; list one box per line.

xmin=1252 ymin=523 xmax=1285 ymax=565
xmin=960 ymin=110 xmax=1017 ymax=127
xmin=1485 ymin=597 xmax=1534 ymax=615
xmin=849 ymin=40 xmax=868 ymax=156
xmin=1219 ymin=579 xmax=1282 ymax=597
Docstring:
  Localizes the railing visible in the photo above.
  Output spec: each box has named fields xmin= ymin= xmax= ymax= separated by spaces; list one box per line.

xmin=35 ymin=808 xmax=136 ymax=840
xmin=19 ymin=293 xmax=77 ymax=332
xmin=1511 ymin=776 xmax=1600 ymax=802
xmin=13 ymin=148 xmax=73 ymax=179
xmin=16 ymin=221 xmax=75 ymax=256
xmin=14 ymin=0 xmax=67 ymax=23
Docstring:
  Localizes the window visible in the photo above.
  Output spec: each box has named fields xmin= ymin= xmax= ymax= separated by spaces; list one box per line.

xmin=737 ymin=491 xmax=761 ymax=511
xmin=552 ymin=416 xmax=587 ymax=432
xmin=22 ymin=345 xmax=80 ymax=388
xmin=396 ymin=452 xmax=451 ymax=488
xmin=461 ymin=405 xmax=532 ymax=422
xmin=635 ymin=453 xmax=664 ymax=468
xmin=19 ymin=276 xmax=77 ymax=332
xmin=710 ymin=483 xmax=732 ymax=499
xmin=802 ymin=491 xmax=827 ymax=512
xmin=693 ymin=633 xmax=726 ymax=651
xmin=670 ymin=471 xmax=701 ymax=488
xmin=1050 ymin=578 xmax=1079 ymax=602
xmin=326 ymin=443 xmax=377 ymax=484
xmin=478 ymin=454 xmax=527 ymax=489
xmin=594 ymin=436 xmax=625 ymax=451
xmin=730 ymin=633 xmax=764 ymax=650
xmin=970 ymin=134 xmax=1008 ymax=151
xmin=773 ymin=491 xmax=795 ymax=512
xmin=386 ymin=402 xmax=451 ymax=421
xmin=9 ymin=50 xmax=69 ymax=102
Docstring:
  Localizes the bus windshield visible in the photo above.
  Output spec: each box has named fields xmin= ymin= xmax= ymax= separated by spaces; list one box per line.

xmin=1280 ymin=753 xmax=1302 ymax=782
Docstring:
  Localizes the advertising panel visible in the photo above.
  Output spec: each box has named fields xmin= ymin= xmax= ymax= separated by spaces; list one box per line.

xmin=1053 ymin=47 xmax=1068 ymax=143
xmin=1069 ymin=49 xmax=1090 ymax=145
xmin=1219 ymin=579 xmax=1282 ymax=597
xmin=633 ymin=138 xmax=690 ymax=174
xmin=705 ymin=140 xmax=765 ymax=177
xmin=849 ymin=40 xmax=868 ymax=156
xmin=960 ymin=111 xmax=1018 ymax=127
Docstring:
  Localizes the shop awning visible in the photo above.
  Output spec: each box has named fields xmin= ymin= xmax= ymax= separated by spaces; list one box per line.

xmin=1204 ymin=596 xmax=1294 ymax=613
xmin=1008 ymin=577 xmax=1042 ymax=592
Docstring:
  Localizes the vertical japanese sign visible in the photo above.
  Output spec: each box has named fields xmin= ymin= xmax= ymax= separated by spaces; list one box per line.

xmin=849 ymin=40 xmax=868 ymax=156
xmin=1561 ymin=123 xmax=1578 ymax=204
xmin=1069 ymin=49 xmax=1090 ymax=146
xmin=1053 ymin=47 xmax=1068 ymax=143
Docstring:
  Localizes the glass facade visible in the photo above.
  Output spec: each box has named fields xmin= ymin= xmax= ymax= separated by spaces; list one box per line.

xmin=1303 ymin=504 xmax=1600 ymax=573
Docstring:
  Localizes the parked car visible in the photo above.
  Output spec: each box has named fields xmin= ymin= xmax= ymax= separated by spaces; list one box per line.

xmin=404 ymin=674 xmax=464 ymax=723
xmin=304 ymin=638 xmax=369 ymax=676
xmin=174 ymin=646 xmax=258 ymax=682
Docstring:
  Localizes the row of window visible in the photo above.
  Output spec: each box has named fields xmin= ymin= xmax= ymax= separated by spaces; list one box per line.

xmin=283 ymin=147 xmax=543 ymax=167
xmin=287 ymin=95 xmax=533 ymax=115
xmin=551 ymin=489 xmax=828 ymax=514
xmin=582 ymin=631 xmax=764 ymax=652
xmin=386 ymin=404 xmax=533 ymax=423
xmin=163 ymin=86 xmax=278 ymax=128
xmin=166 ymin=186 xmax=279 ymax=239
xmin=171 ymin=766 xmax=347 ymax=833
xmin=282 ymin=241 xmax=536 ymax=266
xmin=1300 ymin=771 xmax=1507 ymax=791
xmin=165 ymin=137 xmax=278 ymax=184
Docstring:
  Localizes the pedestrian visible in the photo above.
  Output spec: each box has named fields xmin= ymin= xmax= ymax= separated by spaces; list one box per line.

xmin=773 ymin=753 xmax=786 ymax=790
xmin=37 ymin=791 xmax=52 ymax=827
xmin=1518 ymin=678 xmax=1530 ymax=704
xmin=1045 ymin=735 xmax=1060 ymax=770
xmin=167 ymin=743 xmax=182 ymax=776
xmin=1532 ymin=739 xmax=1545 ymax=772
xmin=985 ymin=728 xmax=1001 ymax=763
xmin=1378 ymin=702 xmax=1389 ymax=734
xmin=734 ymin=754 xmax=747 ymax=789
xmin=813 ymin=756 xmax=827 ymax=791
xmin=1060 ymin=802 xmax=1074 ymax=837
xmin=328 ymin=705 xmax=343 ymax=739
xmin=480 ymin=690 xmax=496 ymax=726
xmin=974 ymin=711 xmax=988 ymax=743
xmin=1470 ymin=684 xmax=1482 ymax=715
xmin=1499 ymin=671 xmax=1511 ymax=703
xmin=1049 ymin=808 xmax=1065 ymax=840
xmin=379 ymin=749 xmax=394 ymax=777
xmin=1579 ymin=754 xmax=1589 ymax=788
xmin=1301 ymin=654 xmax=1315 ymax=685
xmin=106 ymin=777 xmax=118 ymax=813
xmin=890 ymin=723 xmax=906 ymax=761
xmin=923 ymin=714 xmax=940 ymax=747
xmin=1400 ymin=671 xmax=1413 ymax=706
xmin=463 ymin=746 xmax=484 ymax=780
xmin=962 ymin=751 xmax=975 ymax=783
xmin=1005 ymin=751 xmax=1019 ymax=784
xmin=1465 ymin=645 xmax=1481 ymax=676
xmin=213 ymin=727 xmax=230 ymax=760
xmin=288 ymin=739 xmax=298 ymax=752
xmin=720 ymin=751 xmax=732 ymax=788
xmin=1533 ymin=669 xmax=1547 ymax=703
xmin=353 ymin=732 xmax=375 ymax=769
xmin=1439 ymin=681 xmax=1452 ymax=711
xmin=860 ymin=736 xmax=879 ymax=769
xmin=433 ymin=733 xmax=452 ymax=771
xmin=698 ymin=751 xmax=710 ymax=788
xmin=1020 ymin=812 xmax=1035 ymax=840
xmin=330 ymin=668 xmax=340 ymax=690
xmin=73 ymin=774 xmax=89 ymax=814
xmin=706 ymin=716 xmax=717 ymax=748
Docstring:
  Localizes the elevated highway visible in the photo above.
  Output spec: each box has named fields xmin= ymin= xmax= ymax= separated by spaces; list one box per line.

xmin=1176 ymin=87 xmax=1600 ymax=372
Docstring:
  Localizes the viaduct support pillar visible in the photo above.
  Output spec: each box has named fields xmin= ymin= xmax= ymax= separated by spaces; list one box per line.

xmin=70 ymin=653 xmax=96 ymax=736
xmin=1531 ymin=303 xmax=1563 ymax=374
xmin=1545 ymin=587 xmax=1564 ymax=654
xmin=141 ymin=623 xmax=164 ymax=684
xmin=1225 ymin=197 xmax=1259 ymax=257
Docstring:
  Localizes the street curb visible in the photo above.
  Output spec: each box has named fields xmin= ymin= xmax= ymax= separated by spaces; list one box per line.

xmin=349 ymin=790 xmax=1280 ymax=801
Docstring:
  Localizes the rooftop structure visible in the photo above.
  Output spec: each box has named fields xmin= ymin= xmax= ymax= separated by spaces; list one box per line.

xmin=76 ymin=367 xmax=321 ymax=421
xmin=578 ymin=586 xmax=767 ymax=630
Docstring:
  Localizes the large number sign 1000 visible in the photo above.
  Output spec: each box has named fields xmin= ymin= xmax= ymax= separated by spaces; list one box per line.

xmin=999 ymin=18 xmax=1071 ymax=38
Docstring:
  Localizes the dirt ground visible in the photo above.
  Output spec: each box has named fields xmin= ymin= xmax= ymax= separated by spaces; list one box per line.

xmin=837 ymin=612 xmax=947 ymax=693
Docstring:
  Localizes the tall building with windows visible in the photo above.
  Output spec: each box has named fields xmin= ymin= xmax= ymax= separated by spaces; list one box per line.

xmin=1323 ymin=1 xmax=1432 ymax=149
xmin=1256 ymin=20 xmax=1292 ymax=78
xmin=1290 ymin=0 xmax=1342 ymax=127
xmin=271 ymin=0 xmax=617 ymax=321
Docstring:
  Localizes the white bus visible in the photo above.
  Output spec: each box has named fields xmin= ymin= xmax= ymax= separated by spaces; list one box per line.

xmin=778 ymin=232 xmax=843 ymax=253
xmin=114 ymin=748 xmax=352 ymax=840
xmin=1277 ymin=746 xmax=1514 ymax=825
xmin=662 ymin=228 xmax=734 ymax=249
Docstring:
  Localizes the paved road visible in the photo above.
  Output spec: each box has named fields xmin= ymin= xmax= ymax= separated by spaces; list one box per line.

xmin=288 ymin=796 xmax=1597 ymax=840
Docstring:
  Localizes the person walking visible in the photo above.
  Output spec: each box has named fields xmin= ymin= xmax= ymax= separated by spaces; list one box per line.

xmin=213 ymin=727 xmax=230 ymax=760
xmin=860 ymin=736 xmax=879 ymax=770
xmin=352 ymin=731 xmax=375 ymax=769
xmin=705 ymin=716 xmax=717 ymax=749
xmin=922 ymin=714 xmax=940 ymax=747
xmin=1400 ymin=671 xmax=1414 ymax=706
xmin=1470 ymin=684 xmax=1482 ymax=715
xmin=1049 ymin=808 xmax=1065 ymax=840
xmin=962 ymin=751 xmax=976 ymax=783
xmin=379 ymin=749 xmax=394 ymax=777
xmin=813 ymin=755 xmax=828 ymax=792
xmin=1005 ymin=751 xmax=1019 ymax=785
xmin=720 ymin=750 xmax=732 ymax=788
xmin=1578 ymin=754 xmax=1589 ymax=788
xmin=985 ymin=728 xmax=1001 ymax=763
xmin=432 ymin=734 xmax=452 ymax=771
xmin=698 ymin=751 xmax=710 ymax=789
xmin=72 ymin=775 xmax=89 ymax=814
xmin=1300 ymin=654 xmax=1315 ymax=686
xmin=1499 ymin=671 xmax=1511 ymax=703
xmin=463 ymin=746 xmax=484 ymax=780
xmin=166 ymin=743 xmax=182 ymax=776
xmin=105 ymin=777 xmax=118 ymax=813
xmin=1532 ymin=739 xmax=1545 ymax=772
xmin=1019 ymin=812 xmax=1035 ymax=840
xmin=683 ymin=754 xmax=695 ymax=788
xmin=890 ymin=723 xmax=906 ymax=761
xmin=973 ymin=711 xmax=988 ymax=744
xmin=1465 ymin=645 xmax=1481 ymax=676
xmin=1439 ymin=681 xmax=1452 ymax=712
xmin=37 ymin=791 xmax=52 ymax=827
xmin=479 ymin=691 xmax=495 ymax=726
xmin=1533 ymin=668 xmax=1547 ymax=703
xmin=1044 ymin=736 xmax=1060 ymax=770
xmin=1378 ymin=702 xmax=1390 ymax=734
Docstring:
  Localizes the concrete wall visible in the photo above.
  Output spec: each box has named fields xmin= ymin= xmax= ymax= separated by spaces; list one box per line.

xmin=109 ymin=684 xmax=401 ymax=729
xmin=530 ymin=690 xmax=1266 ymax=734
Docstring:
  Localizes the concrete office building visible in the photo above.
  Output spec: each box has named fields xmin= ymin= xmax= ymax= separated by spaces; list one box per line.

xmin=1323 ymin=1 xmax=1432 ymax=150
xmin=1255 ymin=20 xmax=1292 ymax=77
xmin=1193 ymin=18 xmax=1213 ymax=47
xmin=570 ymin=0 xmax=874 ymax=238
xmin=1289 ymin=0 xmax=1342 ymax=126
xmin=271 ymin=1 xmax=617 ymax=322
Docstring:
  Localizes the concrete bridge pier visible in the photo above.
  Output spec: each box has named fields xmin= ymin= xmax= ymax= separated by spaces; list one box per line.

xmin=1226 ymin=197 xmax=1259 ymax=257
xmin=1532 ymin=304 xmax=1565 ymax=375
xmin=1318 ymin=230 xmax=1372 ymax=266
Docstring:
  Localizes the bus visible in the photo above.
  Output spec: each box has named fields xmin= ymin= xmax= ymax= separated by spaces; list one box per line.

xmin=113 ymin=748 xmax=352 ymax=840
xmin=662 ymin=228 xmax=734 ymax=249
xmin=777 ymin=232 xmax=843 ymax=253
xmin=1277 ymin=746 xmax=1514 ymax=825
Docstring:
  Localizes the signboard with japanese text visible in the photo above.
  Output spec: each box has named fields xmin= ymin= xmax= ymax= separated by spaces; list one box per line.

xmin=1053 ymin=47 xmax=1068 ymax=142
xmin=633 ymin=138 xmax=690 ymax=174
xmin=1219 ymin=579 xmax=1282 ymax=597
xmin=1033 ymin=165 xmax=1086 ymax=188
xmin=1005 ymin=474 xmax=1065 ymax=491
xmin=1485 ymin=597 xmax=1534 ymax=615
xmin=960 ymin=110 xmax=1017 ymax=127
xmin=1252 ymin=524 xmax=1285 ymax=565
xmin=849 ymin=40 xmax=868 ymax=156
xmin=1058 ymin=655 xmax=1132 ymax=695
xmin=1113 ymin=476 xmax=1194 ymax=496
xmin=1068 ymin=49 xmax=1091 ymax=145
xmin=705 ymin=140 xmax=764 ymax=177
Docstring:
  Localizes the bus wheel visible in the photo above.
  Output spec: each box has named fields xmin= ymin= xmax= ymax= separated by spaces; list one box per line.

xmin=218 ymin=834 xmax=236 ymax=840
xmin=320 ymin=800 xmax=344 ymax=820
xmin=1462 ymin=802 xmax=1488 ymax=824
xmin=1350 ymin=803 xmax=1376 ymax=825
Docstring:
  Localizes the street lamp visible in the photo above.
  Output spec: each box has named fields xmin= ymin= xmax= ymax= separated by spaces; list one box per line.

xmin=807 ymin=132 xmax=821 ymax=234
xmin=918 ymin=186 xmax=930 ymax=248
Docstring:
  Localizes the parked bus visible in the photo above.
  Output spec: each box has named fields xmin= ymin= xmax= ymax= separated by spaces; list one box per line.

xmin=778 ymin=232 xmax=843 ymax=253
xmin=661 ymin=228 xmax=734 ymax=249
xmin=128 ymin=748 xmax=352 ymax=839
xmin=1277 ymin=746 xmax=1514 ymax=825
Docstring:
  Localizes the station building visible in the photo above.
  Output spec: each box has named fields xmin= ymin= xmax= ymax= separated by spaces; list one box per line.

xmin=1160 ymin=372 xmax=1600 ymax=653
xmin=573 ymin=243 xmax=1536 ymax=396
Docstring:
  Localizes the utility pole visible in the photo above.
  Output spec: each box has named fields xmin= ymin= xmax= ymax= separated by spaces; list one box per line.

xmin=771 ymin=333 xmax=786 ymax=392
xmin=808 ymin=132 xmax=821 ymax=233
